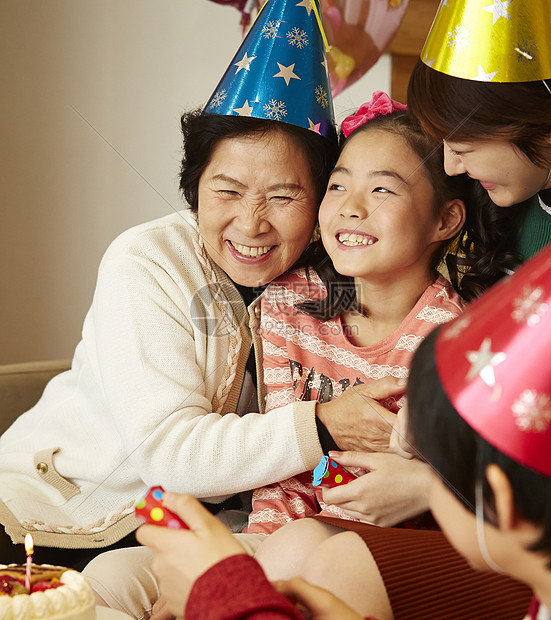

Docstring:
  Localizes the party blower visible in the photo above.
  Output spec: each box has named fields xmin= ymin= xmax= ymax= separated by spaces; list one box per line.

xmin=135 ymin=486 xmax=189 ymax=529
xmin=312 ymin=455 xmax=357 ymax=488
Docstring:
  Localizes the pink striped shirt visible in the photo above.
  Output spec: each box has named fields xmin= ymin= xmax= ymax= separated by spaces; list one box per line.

xmin=247 ymin=267 xmax=464 ymax=535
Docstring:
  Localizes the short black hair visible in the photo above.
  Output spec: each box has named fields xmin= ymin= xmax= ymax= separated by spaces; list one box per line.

xmin=178 ymin=110 xmax=338 ymax=213
xmin=408 ymin=327 xmax=551 ymax=566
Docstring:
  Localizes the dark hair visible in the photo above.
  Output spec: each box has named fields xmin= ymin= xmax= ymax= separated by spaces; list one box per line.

xmin=406 ymin=60 xmax=542 ymax=299
xmin=297 ymin=110 xmax=484 ymax=320
xmin=407 ymin=59 xmax=551 ymax=167
xmin=178 ymin=110 xmax=338 ymax=212
xmin=445 ymin=182 xmax=528 ymax=300
xmin=407 ymin=327 xmax=551 ymax=566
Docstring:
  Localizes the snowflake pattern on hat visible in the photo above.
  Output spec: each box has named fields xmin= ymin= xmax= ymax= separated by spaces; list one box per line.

xmin=512 ymin=390 xmax=551 ymax=433
xmin=511 ymin=287 xmax=549 ymax=327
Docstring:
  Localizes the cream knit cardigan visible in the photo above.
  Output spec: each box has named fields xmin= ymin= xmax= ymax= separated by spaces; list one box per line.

xmin=0 ymin=209 xmax=321 ymax=549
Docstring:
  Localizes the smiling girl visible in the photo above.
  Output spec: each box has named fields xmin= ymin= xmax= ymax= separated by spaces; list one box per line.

xmin=246 ymin=91 xmax=471 ymax=535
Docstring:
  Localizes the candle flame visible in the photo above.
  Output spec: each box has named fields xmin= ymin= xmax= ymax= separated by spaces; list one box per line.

xmin=25 ymin=533 xmax=34 ymax=555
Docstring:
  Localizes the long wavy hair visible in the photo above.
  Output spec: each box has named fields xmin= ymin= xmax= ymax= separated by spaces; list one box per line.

xmin=445 ymin=181 xmax=527 ymax=301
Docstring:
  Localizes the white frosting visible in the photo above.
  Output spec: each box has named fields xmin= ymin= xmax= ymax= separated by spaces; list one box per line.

xmin=0 ymin=566 xmax=96 ymax=620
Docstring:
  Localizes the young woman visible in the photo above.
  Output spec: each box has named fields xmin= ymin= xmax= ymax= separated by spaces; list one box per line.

xmin=407 ymin=0 xmax=551 ymax=291
xmin=408 ymin=60 xmax=551 ymax=273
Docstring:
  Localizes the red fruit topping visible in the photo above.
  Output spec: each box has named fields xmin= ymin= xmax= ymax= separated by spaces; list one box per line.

xmin=0 ymin=577 xmax=26 ymax=596
xmin=31 ymin=579 xmax=63 ymax=592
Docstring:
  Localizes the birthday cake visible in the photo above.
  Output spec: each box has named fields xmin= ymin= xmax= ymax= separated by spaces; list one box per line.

xmin=0 ymin=564 xmax=96 ymax=620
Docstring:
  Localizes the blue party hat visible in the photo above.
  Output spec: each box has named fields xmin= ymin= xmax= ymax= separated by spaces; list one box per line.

xmin=204 ymin=0 xmax=337 ymax=144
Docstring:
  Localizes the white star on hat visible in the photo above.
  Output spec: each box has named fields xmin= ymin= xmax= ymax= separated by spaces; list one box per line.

xmin=233 ymin=100 xmax=254 ymax=116
xmin=424 ymin=55 xmax=436 ymax=68
xmin=465 ymin=337 xmax=507 ymax=387
xmin=476 ymin=64 xmax=498 ymax=81
xmin=274 ymin=63 xmax=301 ymax=85
xmin=234 ymin=52 xmax=256 ymax=74
xmin=482 ymin=0 xmax=512 ymax=26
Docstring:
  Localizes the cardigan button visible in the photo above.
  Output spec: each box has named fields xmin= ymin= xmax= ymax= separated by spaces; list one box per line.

xmin=36 ymin=462 xmax=48 ymax=475
xmin=254 ymin=305 xmax=261 ymax=318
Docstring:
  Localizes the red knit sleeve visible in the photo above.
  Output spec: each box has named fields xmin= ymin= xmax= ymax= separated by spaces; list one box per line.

xmin=185 ymin=554 xmax=303 ymax=620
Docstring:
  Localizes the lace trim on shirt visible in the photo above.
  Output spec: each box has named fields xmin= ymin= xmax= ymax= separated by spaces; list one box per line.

xmin=538 ymin=193 xmax=551 ymax=216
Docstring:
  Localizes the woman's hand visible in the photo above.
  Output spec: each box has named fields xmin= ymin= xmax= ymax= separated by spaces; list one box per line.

xmin=321 ymin=451 xmax=432 ymax=527
xmin=316 ymin=377 xmax=404 ymax=452
xmin=136 ymin=493 xmax=247 ymax=618
xmin=274 ymin=577 xmax=364 ymax=620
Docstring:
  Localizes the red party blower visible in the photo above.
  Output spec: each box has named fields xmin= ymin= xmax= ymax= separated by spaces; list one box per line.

xmin=312 ymin=455 xmax=357 ymax=488
xmin=135 ymin=486 xmax=189 ymax=529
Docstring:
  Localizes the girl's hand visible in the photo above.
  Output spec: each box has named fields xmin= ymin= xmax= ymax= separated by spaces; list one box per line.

xmin=275 ymin=577 xmax=364 ymax=620
xmin=136 ymin=493 xmax=246 ymax=617
xmin=389 ymin=405 xmax=417 ymax=459
xmin=316 ymin=377 xmax=403 ymax=452
xmin=321 ymin=451 xmax=431 ymax=527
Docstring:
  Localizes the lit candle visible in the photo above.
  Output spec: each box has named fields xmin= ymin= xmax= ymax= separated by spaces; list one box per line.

xmin=24 ymin=534 xmax=33 ymax=593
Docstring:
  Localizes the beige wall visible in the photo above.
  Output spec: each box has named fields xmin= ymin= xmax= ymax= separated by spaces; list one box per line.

xmin=0 ymin=0 xmax=389 ymax=364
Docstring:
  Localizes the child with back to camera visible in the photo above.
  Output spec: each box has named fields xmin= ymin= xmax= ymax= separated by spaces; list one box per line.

xmin=404 ymin=244 xmax=551 ymax=620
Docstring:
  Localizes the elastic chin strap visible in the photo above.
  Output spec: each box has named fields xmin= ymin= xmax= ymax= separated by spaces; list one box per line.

xmin=475 ymin=479 xmax=504 ymax=574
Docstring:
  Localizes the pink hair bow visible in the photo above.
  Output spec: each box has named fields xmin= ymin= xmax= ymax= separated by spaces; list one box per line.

xmin=341 ymin=91 xmax=408 ymax=138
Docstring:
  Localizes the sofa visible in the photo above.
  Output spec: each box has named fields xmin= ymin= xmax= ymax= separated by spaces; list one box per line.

xmin=0 ymin=360 xmax=71 ymax=435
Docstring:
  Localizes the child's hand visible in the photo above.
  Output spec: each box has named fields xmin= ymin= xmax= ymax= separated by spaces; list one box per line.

xmin=136 ymin=493 xmax=247 ymax=617
xmin=274 ymin=577 xmax=364 ymax=620
xmin=389 ymin=404 xmax=417 ymax=459
xmin=321 ymin=451 xmax=431 ymax=527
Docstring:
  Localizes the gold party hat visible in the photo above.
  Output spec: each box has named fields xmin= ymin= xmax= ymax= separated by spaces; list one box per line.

xmin=422 ymin=0 xmax=551 ymax=82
